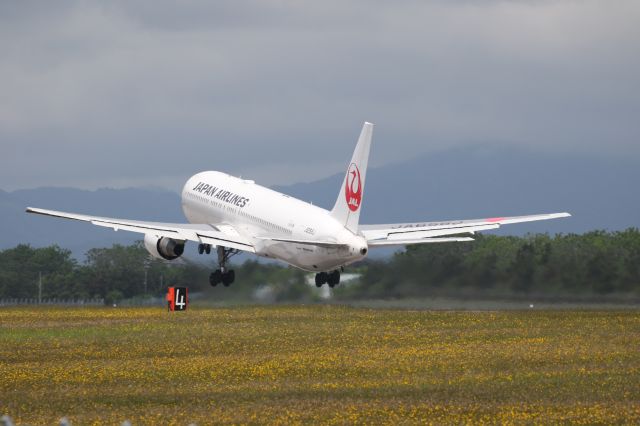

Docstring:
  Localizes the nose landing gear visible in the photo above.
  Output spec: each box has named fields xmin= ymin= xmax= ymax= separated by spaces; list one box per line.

xmin=315 ymin=270 xmax=340 ymax=288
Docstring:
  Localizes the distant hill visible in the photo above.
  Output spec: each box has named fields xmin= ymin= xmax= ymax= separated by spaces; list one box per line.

xmin=2 ymin=146 xmax=638 ymax=258
xmin=274 ymin=145 xmax=639 ymax=236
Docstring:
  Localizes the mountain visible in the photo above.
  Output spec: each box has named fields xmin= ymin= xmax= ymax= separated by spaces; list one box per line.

xmin=2 ymin=146 xmax=638 ymax=258
xmin=274 ymin=145 xmax=639 ymax=236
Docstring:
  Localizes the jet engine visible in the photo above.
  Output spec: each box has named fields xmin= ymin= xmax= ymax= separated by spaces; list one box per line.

xmin=144 ymin=234 xmax=185 ymax=260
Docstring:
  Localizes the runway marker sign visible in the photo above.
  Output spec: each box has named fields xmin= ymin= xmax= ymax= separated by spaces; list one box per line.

xmin=166 ymin=287 xmax=188 ymax=311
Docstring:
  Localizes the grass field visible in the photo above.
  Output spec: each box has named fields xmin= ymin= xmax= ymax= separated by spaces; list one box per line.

xmin=1 ymin=306 xmax=639 ymax=425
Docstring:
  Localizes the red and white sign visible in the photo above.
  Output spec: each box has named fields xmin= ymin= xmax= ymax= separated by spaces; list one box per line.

xmin=345 ymin=163 xmax=362 ymax=212
xmin=166 ymin=287 xmax=188 ymax=311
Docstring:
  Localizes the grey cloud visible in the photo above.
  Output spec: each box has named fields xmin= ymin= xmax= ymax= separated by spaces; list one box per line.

xmin=1 ymin=1 xmax=639 ymax=191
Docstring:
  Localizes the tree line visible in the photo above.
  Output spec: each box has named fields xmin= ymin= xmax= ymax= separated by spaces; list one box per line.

xmin=0 ymin=242 xmax=309 ymax=303
xmin=337 ymin=230 xmax=640 ymax=300
xmin=1 ymin=229 xmax=638 ymax=303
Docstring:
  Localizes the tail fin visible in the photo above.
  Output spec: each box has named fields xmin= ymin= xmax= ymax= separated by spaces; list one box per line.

xmin=330 ymin=122 xmax=373 ymax=233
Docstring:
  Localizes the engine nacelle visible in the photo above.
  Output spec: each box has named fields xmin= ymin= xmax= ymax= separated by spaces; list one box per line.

xmin=144 ymin=234 xmax=185 ymax=260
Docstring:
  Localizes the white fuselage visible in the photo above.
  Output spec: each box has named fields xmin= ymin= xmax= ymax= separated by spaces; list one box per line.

xmin=181 ymin=171 xmax=368 ymax=272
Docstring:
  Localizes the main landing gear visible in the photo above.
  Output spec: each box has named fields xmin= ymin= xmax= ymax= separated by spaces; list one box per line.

xmin=198 ymin=244 xmax=238 ymax=287
xmin=315 ymin=270 xmax=341 ymax=288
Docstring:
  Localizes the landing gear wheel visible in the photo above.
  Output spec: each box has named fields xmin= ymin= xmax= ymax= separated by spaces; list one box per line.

xmin=222 ymin=270 xmax=235 ymax=287
xmin=198 ymin=244 xmax=205 ymax=255
xmin=209 ymin=269 xmax=222 ymax=287
xmin=315 ymin=272 xmax=328 ymax=287
xmin=327 ymin=270 xmax=340 ymax=287
xmin=211 ymin=247 xmax=240 ymax=288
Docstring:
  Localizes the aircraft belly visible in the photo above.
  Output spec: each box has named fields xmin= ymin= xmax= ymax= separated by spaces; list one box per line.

xmin=257 ymin=240 xmax=349 ymax=272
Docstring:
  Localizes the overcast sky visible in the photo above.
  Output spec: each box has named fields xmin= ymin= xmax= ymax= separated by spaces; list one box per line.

xmin=1 ymin=1 xmax=639 ymax=191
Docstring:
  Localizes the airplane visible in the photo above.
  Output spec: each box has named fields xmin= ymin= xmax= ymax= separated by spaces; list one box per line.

xmin=26 ymin=122 xmax=570 ymax=288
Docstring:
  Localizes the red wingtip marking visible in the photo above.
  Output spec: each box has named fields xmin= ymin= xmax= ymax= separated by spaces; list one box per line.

xmin=486 ymin=217 xmax=505 ymax=223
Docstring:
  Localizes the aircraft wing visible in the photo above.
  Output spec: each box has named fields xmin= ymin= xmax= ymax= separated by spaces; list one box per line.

xmin=360 ymin=212 xmax=571 ymax=247
xmin=25 ymin=207 xmax=255 ymax=253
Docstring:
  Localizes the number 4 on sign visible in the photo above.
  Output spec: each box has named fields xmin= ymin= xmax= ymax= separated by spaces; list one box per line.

xmin=166 ymin=286 xmax=188 ymax=311
xmin=175 ymin=289 xmax=186 ymax=310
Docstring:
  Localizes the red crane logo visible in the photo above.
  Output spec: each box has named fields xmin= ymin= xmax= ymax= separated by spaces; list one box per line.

xmin=345 ymin=163 xmax=362 ymax=212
